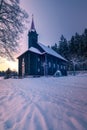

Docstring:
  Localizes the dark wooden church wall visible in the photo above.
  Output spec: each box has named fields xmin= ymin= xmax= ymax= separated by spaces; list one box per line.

xmin=18 ymin=57 xmax=22 ymax=76
xmin=46 ymin=54 xmax=67 ymax=75
xmin=46 ymin=54 xmax=58 ymax=75
xmin=36 ymin=55 xmax=43 ymax=75
xmin=24 ymin=52 xmax=30 ymax=75
xmin=58 ymin=59 xmax=67 ymax=76
xmin=18 ymin=52 xmax=29 ymax=76
xmin=18 ymin=52 xmax=67 ymax=76
xmin=29 ymin=52 xmax=40 ymax=75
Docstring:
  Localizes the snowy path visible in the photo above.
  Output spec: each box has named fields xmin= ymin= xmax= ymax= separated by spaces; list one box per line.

xmin=0 ymin=76 xmax=87 ymax=130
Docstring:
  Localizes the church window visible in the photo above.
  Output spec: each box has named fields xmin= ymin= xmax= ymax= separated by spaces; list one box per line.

xmin=57 ymin=64 xmax=59 ymax=69
xmin=38 ymin=68 xmax=40 ymax=72
xmin=53 ymin=63 xmax=56 ymax=68
xmin=61 ymin=65 xmax=63 ymax=69
xmin=64 ymin=66 xmax=66 ymax=70
xmin=49 ymin=62 xmax=51 ymax=68
xmin=38 ymin=58 xmax=40 ymax=62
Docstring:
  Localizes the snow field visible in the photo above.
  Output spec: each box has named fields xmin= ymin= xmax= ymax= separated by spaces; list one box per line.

xmin=0 ymin=76 xmax=87 ymax=130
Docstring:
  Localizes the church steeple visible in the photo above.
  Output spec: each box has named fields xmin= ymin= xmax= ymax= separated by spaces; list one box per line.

xmin=30 ymin=15 xmax=36 ymax=31
xmin=28 ymin=15 xmax=38 ymax=49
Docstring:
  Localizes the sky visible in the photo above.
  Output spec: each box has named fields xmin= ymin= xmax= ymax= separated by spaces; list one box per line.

xmin=21 ymin=0 xmax=87 ymax=45
xmin=0 ymin=0 xmax=87 ymax=71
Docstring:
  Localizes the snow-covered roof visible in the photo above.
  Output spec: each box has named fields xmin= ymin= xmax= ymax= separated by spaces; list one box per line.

xmin=29 ymin=47 xmax=42 ymax=54
xmin=18 ymin=43 xmax=67 ymax=62
xmin=38 ymin=43 xmax=67 ymax=61
xmin=17 ymin=47 xmax=42 ymax=58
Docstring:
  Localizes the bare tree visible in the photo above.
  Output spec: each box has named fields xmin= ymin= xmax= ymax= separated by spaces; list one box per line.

xmin=0 ymin=0 xmax=28 ymax=60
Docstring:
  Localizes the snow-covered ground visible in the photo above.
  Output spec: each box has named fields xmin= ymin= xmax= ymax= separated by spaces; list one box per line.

xmin=0 ymin=75 xmax=87 ymax=130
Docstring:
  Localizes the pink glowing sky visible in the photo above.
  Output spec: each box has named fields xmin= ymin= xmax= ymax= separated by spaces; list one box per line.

xmin=1 ymin=0 xmax=87 ymax=71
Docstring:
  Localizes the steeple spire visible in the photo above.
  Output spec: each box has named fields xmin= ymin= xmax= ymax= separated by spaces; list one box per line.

xmin=28 ymin=15 xmax=38 ymax=48
xmin=30 ymin=14 xmax=36 ymax=31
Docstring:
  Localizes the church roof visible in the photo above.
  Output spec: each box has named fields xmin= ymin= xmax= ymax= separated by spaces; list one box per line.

xmin=17 ymin=47 xmax=42 ymax=58
xmin=38 ymin=43 xmax=67 ymax=61
xmin=18 ymin=43 xmax=67 ymax=62
xmin=29 ymin=47 xmax=42 ymax=54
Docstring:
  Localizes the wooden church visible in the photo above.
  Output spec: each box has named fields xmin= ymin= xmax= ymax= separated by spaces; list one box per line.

xmin=18 ymin=16 xmax=67 ymax=76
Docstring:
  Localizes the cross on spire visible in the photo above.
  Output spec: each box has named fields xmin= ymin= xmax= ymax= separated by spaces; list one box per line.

xmin=30 ymin=14 xmax=36 ymax=31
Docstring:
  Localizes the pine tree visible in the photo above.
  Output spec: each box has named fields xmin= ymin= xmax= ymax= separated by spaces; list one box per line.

xmin=51 ymin=43 xmax=58 ymax=53
xmin=58 ymin=35 xmax=69 ymax=59
xmin=4 ymin=68 xmax=11 ymax=79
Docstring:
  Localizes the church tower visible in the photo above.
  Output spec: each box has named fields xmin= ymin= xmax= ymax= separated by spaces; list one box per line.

xmin=28 ymin=15 xmax=38 ymax=48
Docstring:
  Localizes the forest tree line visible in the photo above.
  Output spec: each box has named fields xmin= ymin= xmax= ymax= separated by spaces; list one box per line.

xmin=51 ymin=29 xmax=87 ymax=70
xmin=0 ymin=68 xmax=17 ymax=78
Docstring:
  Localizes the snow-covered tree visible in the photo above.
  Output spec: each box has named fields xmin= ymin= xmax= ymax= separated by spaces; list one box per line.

xmin=0 ymin=0 xmax=28 ymax=60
